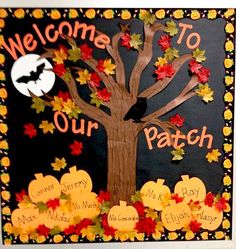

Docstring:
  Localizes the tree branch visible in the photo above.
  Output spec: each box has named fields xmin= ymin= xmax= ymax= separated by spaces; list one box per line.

xmin=138 ymin=54 xmax=192 ymax=99
xmin=129 ymin=23 xmax=165 ymax=97
xmin=142 ymin=76 xmax=198 ymax=121
xmin=106 ymin=32 xmax=126 ymax=86
xmin=62 ymin=73 xmax=111 ymax=127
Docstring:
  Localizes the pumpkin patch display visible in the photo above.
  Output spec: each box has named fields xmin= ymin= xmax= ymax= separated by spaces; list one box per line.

xmin=193 ymin=204 xmax=223 ymax=231
xmin=11 ymin=206 xmax=40 ymax=232
xmin=70 ymin=192 xmax=100 ymax=219
xmin=140 ymin=179 xmax=171 ymax=211
xmin=161 ymin=200 xmax=192 ymax=231
xmin=60 ymin=166 xmax=93 ymax=196
xmin=108 ymin=201 xmax=139 ymax=231
xmin=28 ymin=173 xmax=61 ymax=203
xmin=174 ymin=175 xmax=206 ymax=204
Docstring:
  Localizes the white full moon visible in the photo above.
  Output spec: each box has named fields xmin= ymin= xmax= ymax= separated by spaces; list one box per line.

xmin=11 ymin=54 xmax=56 ymax=97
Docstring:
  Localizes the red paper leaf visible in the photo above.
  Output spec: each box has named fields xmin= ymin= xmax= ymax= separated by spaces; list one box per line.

xmin=58 ymin=90 xmax=71 ymax=101
xmin=121 ymin=33 xmax=131 ymax=49
xmin=97 ymin=88 xmax=112 ymax=102
xmin=189 ymin=220 xmax=201 ymax=232
xmin=96 ymin=59 xmax=105 ymax=72
xmin=157 ymin=35 xmax=171 ymax=51
xmin=135 ymin=217 xmax=156 ymax=236
xmin=53 ymin=63 xmax=67 ymax=77
xmin=58 ymin=44 xmax=68 ymax=54
xmin=63 ymin=225 xmax=75 ymax=235
xmin=171 ymin=193 xmax=184 ymax=203
xmin=80 ymin=43 xmax=93 ymax=60
xmin=196 ymin=67 xmax=210 ymax=83
xmin=189 ymin=59 xmax=203 ymax=74
xmin=23 ymin=123 xmax=37 ymax=138
xmin=75 ymin=219 xmax=93 ymax=235
xmin=215 ymin=197 xmax=228 ymax=212
xmin=15 ymin=189 xmax=28 ymax=202
xmin=204 ymin=192 xmax=215 ymax=207
xmin=37 ymin=224 xmax=50 ymax=236
xmin=169 ymin=114 xmax=185 ymax=127
xmin=155 ymin=64 xmax=175 ymax=80
xmin=46 ymin=198 xmax=60 ymax=210
xmin=101 ymin=214 xmax=117 ymax=236
xmin=97 ymin=190 xmax=110 ymax=203
xmin=89 ymin=72 xmax=102 ymax=88
xmin=69 ymin=140 xmax=83 ymax=156
xmin=133 ymin=201 xmax=145 ymax=217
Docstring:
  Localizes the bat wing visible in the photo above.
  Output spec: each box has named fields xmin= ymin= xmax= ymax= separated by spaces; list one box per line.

xmin=36 ymin=63 xmax=45 ymax=76
xmin=16 ymin=75 xmax=31 ymax=84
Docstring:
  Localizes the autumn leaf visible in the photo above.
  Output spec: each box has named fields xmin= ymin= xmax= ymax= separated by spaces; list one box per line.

xmin=61 ymin=71 xmax=72 ymax=83
xmin=192 ymin=48 xmax=206 ymax=63
xmin=68 ymin=47 xmax=81 ymax=62
xmin=51 ymin=96 xmax=64 ymax=111
xmin=145 ymin=208 xmax=158 ymax=220
xmin=206 ymin=149 xmax=222 ymax=163
xmin=196 ymin=67 xmax=210 ymax=84
xmin=47 ymin=198 xmax=60 ymax=210
xmin=158 ymin=35 xmax=171 ymax=51
xmin=53 ymin=48 xmax=68 ymax=64
xmin=154 ymin=57 xmax=167 ymax=67
xmin=121 ymin=33 xmax=131 ymax=49
xmin=97 ymin=88 xmax=112 ymax=102
xmin=155 ymin=64 xmax=175 ymax=80
xmin=164 ymin=20 xmax=178 ymax=36
xmin=37 ymin=202 xmax=48 ymax=213
xmin=58 ymin=91 xmax=71 ymax=101
xmin=51 ymin=157 xmax=67 ymax=171
xmin=92 ymin=218 xmax=104 ymax=237
xmin=103 ymin=59 xmax=116 ymax=75
xmin=50 ymin=226 xmax=61 ymax=236
xmin=62 ymin=99 xmax=82 ymax=119
xmin=69 ymin=140 xmax=83 ymax=156
xmin=171 ymin=148 xmax=185 ymax=161
xmin=53 ymin=63 xmax=66 ymax=77
xmin=39 ymin=120 xmax=55 ymax=134
xmin=100 ymin=201 xmax=111 ymax=214
xmin=189 ymin=60 xmax=203 ymax=74
xmin=90 ymin=93 xmax=103 ymax=108
xmin=164 ymin=47 xmax=179 ymax=62
xmin=31 ymin=97 xmax=46 ymax=113
xmin=80 ymin=43 xmax=93 ymax=60
xmin=89 ymin=72 xmax=102 ymax=88
xmin=76 ymin=69 xmax=91 ymax=85
xmin=23 ymin=123 xmax=37 ymax=138
xmin=169 ymin=114 xmax=185 ymax=127
xmin=139 ymin=10 xmax=156 ymax=25
xmin=131 ymin=191 xmax=143 ymax=203
xmin=130 ymin=33 xmax=143 ymax=50
xmin=37 ymin=225 xmax=50 ymax=236
xmin=195 ymin=84 xmax=214 ymax=103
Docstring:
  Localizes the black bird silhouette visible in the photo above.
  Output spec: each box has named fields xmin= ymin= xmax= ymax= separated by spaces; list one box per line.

xmin=16 ymin=63 xmax=46 ymax=84
xmin=123 ymin=97 xmax=147 ymax=123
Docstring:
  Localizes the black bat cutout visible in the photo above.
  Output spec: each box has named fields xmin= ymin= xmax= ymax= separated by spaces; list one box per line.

xmin=16 ymin=63 xmax=46 ymax=84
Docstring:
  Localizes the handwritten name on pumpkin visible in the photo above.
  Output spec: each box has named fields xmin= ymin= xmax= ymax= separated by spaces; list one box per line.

xmin=1 ymin=21 xmax=111 ymax=60
xmin=144 ymin=126 xmax=213 ymax=150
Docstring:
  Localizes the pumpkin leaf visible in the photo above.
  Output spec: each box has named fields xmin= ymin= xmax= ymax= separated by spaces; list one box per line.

xmin=31 ymin=97 xmax=46 ymax=114
xmin=192 ymin=48 xmax=206 ymax=63
xmin=37 ymin=202 xmax=48 ymax=213
xmin=50 ymin=226 xmax=61 ymax=235
xmin=171 ymin=148 xmax=185 ymax=161
xmin=131 ymin=191 xmax=143 ymax=203
xmin=164 ymin=20 xmax=178 ymax=37
xmin=100 ymin=201 xmax=110 ymax=214
xmin=130 ymin=33 xmax=143 ymax=50
xmin=68 ymin=48 xmax=81 ymax=62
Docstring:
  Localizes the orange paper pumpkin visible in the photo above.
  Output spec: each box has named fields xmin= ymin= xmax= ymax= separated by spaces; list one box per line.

xmin=194 ymin=204 xmax=223 ymax=231
xmin=71 ymin=192 xmax=100 ymax=219
xmin=161 ymin=200 xmax=192 ymax=231
xmin=11 ymin=206 xmax=40 ymax=232
xmin=28 ymin=173 xmax=61 ymax=203
xmin=60 ymin=166 xmax=92 ymax=195
xmin=108 ymin=201 xmax=139 ymax=232
xmin=140 ymin=179 xmax=171 ymax=211
xmin=174 ymin=175 xmax=206 ymax=203
xmin=41 ymin=208 xmax=73 ymax=230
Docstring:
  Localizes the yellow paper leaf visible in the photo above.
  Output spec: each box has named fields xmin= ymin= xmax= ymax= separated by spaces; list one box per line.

xmin=154 ymin=57 xmax=167 ymax=67
xmin=31 ymin=97 xmax=46 ymax=113
xmin=51 ymin=157 xmax=67 ymax=171
xmin=51 ymin=96 xmax=64 ymax=111
xmin=39 ymin=120 xmax=55 ymax=134
xmin=103 ymin=59 xmax=116 ymax=75
xmin=130 ymin=33 xmax=143 ymax=50
xmin=206 ymin=149 xmax=222 ymax=163
xmin=76 ymin=69 xmax=91 ymax=84
xmin=53 ymin=48 xmax=67 ymax=64
xmin=62 ymin=99 xmax=82 ymax=119
xmin=195 ymin=84 xmax=214 ymax=103
xmin=145 ymin=208 xmax=158 ymax=220
xmin=171 ymin=148 xmax=185 ymax=161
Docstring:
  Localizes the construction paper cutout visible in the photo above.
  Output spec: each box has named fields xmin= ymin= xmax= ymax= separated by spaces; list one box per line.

xmin=108 ymin=201 xmax=139 ymax=231
xmin=193 ymin=204 xmax=223 ymax=231
xmin=161 ymin=200 xmax=192 ymax=231
xmin=28 ymin=173 xmax=61 ymax=203
xmin=41 ymin=208 xmax=73 ymax=230
xmin=60 ymin=166 xmax=92 ymax=195
xmin=174 ymin=175 xmax=206 ymax=203
xmin=140 ymin=179 xmax=171 ymax=211
xmin=11 ymin=206 xmax=40 ymax=232
xmin=70 ymin=192 xmax=100 ymax=219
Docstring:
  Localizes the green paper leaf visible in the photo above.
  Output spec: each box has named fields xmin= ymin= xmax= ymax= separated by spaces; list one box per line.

xmin=60 ymin=193 xmax=71 ymax=200
xmin=37 ymin=202 xmax=48 ymax=213
xmin=50 ymin=226 xmax=61 ymax=235
xmin=130 ymin=33 xmax=143 ymax=50
xmin=100 ymin=201 xmax=110 ymax=214
xmin=171 ymin=148 xmax=185 ymax=161
xmin=92 ymin=218 xmax=104 ymax=237
xmin=165 ymin=20 xmax=178 ymax=36
xmin=90 ymin=93 xmax=103 ymax=108
xmin=68 ymin=48 xmax=81 ymax=62
xmin=192 ymin=48 xmax=206 ymax=63
xmin=164 ymin=47 xmax=179 ymax=62
xmin=131 ymin=191 xmax=143 ymax=203
xmin=139 ymin=10 xmax=156 ymax=25
xmin=61 ymin=71 xmax=72 ymax=83
xmin=31 ymin=97 xmax=46 ymax=114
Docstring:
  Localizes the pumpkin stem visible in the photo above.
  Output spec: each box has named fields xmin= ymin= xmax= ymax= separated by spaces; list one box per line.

xmin=119 ymin=201 xmax=127 ymax=207
xmin=181 ymin=175 xmax=190 ymax=181
xmin=69 ymin=166 xmax=77 ymax=173
xmin=34 ymin=173 xmax=43 ymax=179
xmin=156 ymin=179 xmax=165 ymax=186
